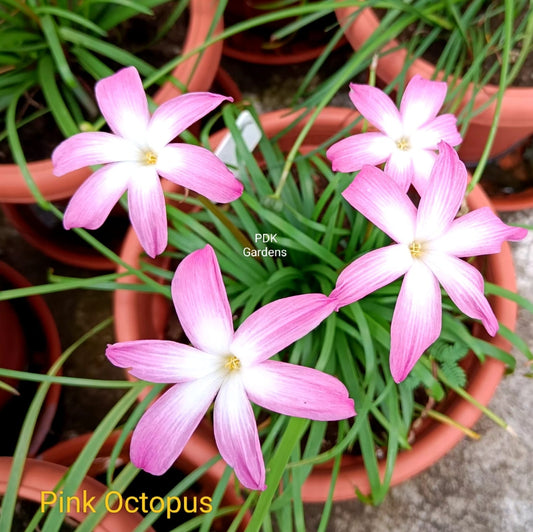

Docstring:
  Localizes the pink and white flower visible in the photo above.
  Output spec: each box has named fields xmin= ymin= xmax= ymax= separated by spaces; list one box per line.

xmin=329 ymin=142 xmax=527 ymax=383
xmin=106 ymin=245 xmax=355 ymax=490
xmin=326 ymin=75 xmax=462 ymax=194
xmin=52 ymin=67 xmax=243 ymax=258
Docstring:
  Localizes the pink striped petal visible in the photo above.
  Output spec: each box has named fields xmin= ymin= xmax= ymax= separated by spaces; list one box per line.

xmin=106 ymin=340 xmax=221 ymax=383
xmin=411 ymin=114 xmax=462 ymax=149
xmin=157 ymin=144 xmax=243 ymax=203
xmin=148 ymin=92 xmax=232 ymax=150
xmin=326 ymin=132 xmax=394 ymax=172
xmin=127 ymin=166 xmax=167 ymax=258
xmin=423 ymin=252 xmax=498 ymax=336
xmin=342 ymin=165 xmax=417 ymax=244
xmin=172 ymin=245 xmax=234 ymax=356
xmin=410 ymin=148 xmax=437 ymax=195
xmin=429 ymin=207 xmax=528 ymax=257
xmin=415 ymin=142 xmax=467 ymax=241
xmin=52 ymin=132 xmax=140 ymax=175
xmin=244 ymin=360 xmax=355 ymax=421
xmin=349 ymin=83 xmax=402 ymax=139
xmin=384 ymin=149 xmax=414 ymax=192
xmin=390 ymin=260 xmax=441 ymax=383
xmin=330 ymin=245 xmax=412 ymax=309
xmin=400 ymin=75 xmax=447 ymax=133
xmin=231 ymin=294 xmax=336 ymax=365
xmin=63 ymin=162 xmax=129 ymax=230
xmin=95 ymin=66 xmax=150 ymax=146
xmin=131 ymin=376 xmax=221 ymax=475
xmin=214 ymin=376 xmax=265 ymax=490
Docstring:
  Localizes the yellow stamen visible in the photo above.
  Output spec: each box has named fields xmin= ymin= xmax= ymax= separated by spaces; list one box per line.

xmin=144 ymin=151 xmax=157 ymax=165
xmin=396 ymin=136 xmax=411 ymax=151
xmin=409 ymin=241 xmax=422 ymax=257
xmin=224 ymin=355 xmax=241 ymax=371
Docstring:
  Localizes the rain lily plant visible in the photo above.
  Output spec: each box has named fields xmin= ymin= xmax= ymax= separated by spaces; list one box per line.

xmin=3 ymin=56 xmax=531 ymax=531
xmin=52 ymin=67 xmax=243 ymax=257
xmin=326 ymin=75 xmax=462 ymax=194
xmin=329 ymin=142 xmax=527 ymax=382
xmin=107 ymin=244 xmax=355 ymax=490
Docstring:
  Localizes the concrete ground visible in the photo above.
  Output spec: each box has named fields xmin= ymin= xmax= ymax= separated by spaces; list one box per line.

xmin=1 ymin=48 xmax=532 ymax=531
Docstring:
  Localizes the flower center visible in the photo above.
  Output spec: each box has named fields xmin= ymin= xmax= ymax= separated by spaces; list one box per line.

xmin=224 ymin=355 xmax=241 ymax=372
xmin=409 ymin=241 xmax=423 ymax=257
xmin=396 ymin=136 xmax=411 ymax=151
xmin=144 ymin=151 xmax=158 ymax=165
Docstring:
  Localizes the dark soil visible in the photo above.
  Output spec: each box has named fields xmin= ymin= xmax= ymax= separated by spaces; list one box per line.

xmin=476 ymin=134 xmax=533 ymax=196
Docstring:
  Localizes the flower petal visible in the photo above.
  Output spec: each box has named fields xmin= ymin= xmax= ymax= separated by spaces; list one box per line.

xmin=429 ymin=207 xmax=528 ymax=257
xmin=172 ymin=245 xmax=234 ymax=356
xmin=148 ymin=92 xmax=233 ymax=150
xmin=329 ymin=245 xmax=412 ymax=309
xmin=214 ymin=376 xmax=265 ymax=490
xmin=400 ymin=75 xmax=448 ymax=133
xmin=384 ymin=149 xmax=414 ymax=192
xmin=127 ymin=166 xmax=167 ymax=258
xmin=131 ymin=376 xmax=221 ymax=475
xmin=63 ymin=162 xmax=129 ymax=230
xmin=342 ymin=165 xmax=417 ymax=244
xmin=415 ymin=141 xmax=467 ymax=241
xmin=410 ymin=148 xmax=437 ymax=196
xmin=326 ymin=132 xmax=394 ymax=172
xmin=52 ymin=132 xmax=140 ymax=176
xmin=231 ymin=294 xmax=336 ymax=365
xmin=157 ymin=144 xmax=243 ymax=203
xmin=106 ymin=340 xmax=221 ymax=383
xmin=390 ymin=260 xmax=441 ymax=383
xmin=349 ymin=83 xmax=402 ymax=139
xmin=244 ymin=360 xmax=355 ymax=421
xmin=95 ymin=66 xmax=150 ymax=146
xmin=423 ymin=252 xmax=498 ymax=336
xmin=411 ymin=114 xmax=462 ymax=149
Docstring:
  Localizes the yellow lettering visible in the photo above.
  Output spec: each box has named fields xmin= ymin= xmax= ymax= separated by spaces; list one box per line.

xmin=66 ymin=496 xmax=80 ymax=514
xmin=41 ymin=491 xmax=56 ymax=512
xmin=105 ymin=491 xmax=122 ymax=513
xmin=166 ymin=497 xmax=181 ymax=519
xmin=200 ymin=496 xmax=213 ymax=513
xmin=125 ymin=496 xmax=139 ymax=513
xmin=149 ymin=496 xmax=164 ymax=513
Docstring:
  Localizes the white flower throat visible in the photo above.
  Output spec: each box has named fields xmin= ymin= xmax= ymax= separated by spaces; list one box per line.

xmin=396 ymin=136 xmax=411 ymax=151
xmin=224 ymin=355 xmax=241 ymax=372
xmin=409 ymin=241 xmax=423 ymax=258
xmin=144 ymin=151 xmax=158 ymax=165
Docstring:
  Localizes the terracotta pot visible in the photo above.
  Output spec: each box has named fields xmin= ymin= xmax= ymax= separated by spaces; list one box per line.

xmin=113 ymin=107 xmax=517 ymax=502
xmin=0 ymin=457 xmax=150 ymax=531
xmin=0 ymin=0 xmax=224 ymax=204
xmin=40 ymin=430 xmax=249 ymax=531
xmin=335 ymin=5 xmax=533 ymax=165
xmin=0 ymin=261 xmax=61 ymax=456
xmin=223 ymin=0 xmax=346 ymax=64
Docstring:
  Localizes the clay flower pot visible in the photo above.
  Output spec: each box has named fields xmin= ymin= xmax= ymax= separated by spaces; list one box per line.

xmin=0 ymin=457 xmax=151 ymax=531
xmin=0 ymin=0 xmax=224 ymax=204
xmin=335 ymin=6 xmax=533 ymax=165
xmin=0 ymin=261 xmax=61 ymax=456
xmin=113 ymin=107 xmax=518 ymax=501
xmin=223 ymin=0 xmax=346 ymax=65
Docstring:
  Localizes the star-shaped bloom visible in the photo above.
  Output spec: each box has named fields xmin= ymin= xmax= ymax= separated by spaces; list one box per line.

xmin=52 ymin=67 xmax=243 ymax=258
xmin=326 ymin=75 xmax=462 ymax=194
xmin=329 ymin=142 xmax=527 ymax=383
xmin=106 ymin=245 xmax=355 ymax=490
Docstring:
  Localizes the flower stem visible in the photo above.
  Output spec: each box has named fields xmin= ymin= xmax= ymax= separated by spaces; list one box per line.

xmin=197 ymin=195 xmax=255 ymax=251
